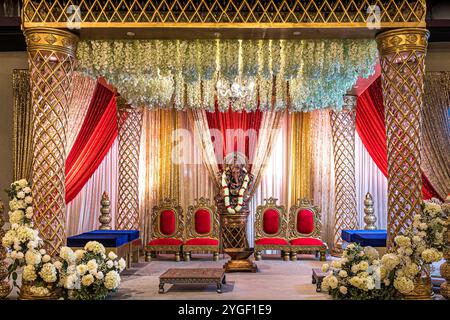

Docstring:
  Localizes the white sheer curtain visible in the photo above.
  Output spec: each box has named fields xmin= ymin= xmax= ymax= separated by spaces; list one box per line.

xmin=66 ymin=139 xmax=118 ymax=236
xmin=355 ymin=132 xmax=388 ymax=229
xmin=248 ymin=113 xmax=290 ymax=245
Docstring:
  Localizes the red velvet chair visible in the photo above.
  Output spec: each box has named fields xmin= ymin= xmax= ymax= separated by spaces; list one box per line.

xmin=183 ymin=197 xmax=219 ymax=261
xmin=288 ymin=198 xmax=327 ymax=261
xmin=254 ymin=197 xmax=289 ymax=261
xmin=145 ymin=198 xmax=184 ymax=262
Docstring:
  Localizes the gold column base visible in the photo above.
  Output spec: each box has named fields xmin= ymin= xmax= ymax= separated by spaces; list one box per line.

xmin=224 ymin=259 xmax=257 ymax=273
xmin=401 ymin=275 xmax=434 ymax=300
xmin=223 ymin=248 xmax=258 ymax=273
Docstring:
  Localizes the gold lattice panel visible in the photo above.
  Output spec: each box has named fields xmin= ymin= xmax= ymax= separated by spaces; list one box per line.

xmin=25 ymin=28 xmax=78 ymax=256
xmin=22 ymin=0 xmax=426 ymax=28
xmin=330 ymin=97 xmax=357 ymax=255
xmin=117 ymin=105 xmax=143 ymax=230
xmin=376 ymin=28 xmax=429 ymax=249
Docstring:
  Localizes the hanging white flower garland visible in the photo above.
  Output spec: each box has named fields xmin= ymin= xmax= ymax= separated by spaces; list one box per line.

xmin=221 ymin=169 xmax=250 ymax=214
xmin=77 ymin=39 xmax=378 ymax=112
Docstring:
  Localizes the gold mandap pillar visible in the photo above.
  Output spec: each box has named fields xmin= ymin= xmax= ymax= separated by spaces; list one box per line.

xmin=330 ymin=95 xmax=358 ymax=256
xmin=376 ymin=28 xmax=429 ymax=249
xmin=116 ymin=103 xmax=143 ymax=230
xmin=24 ymin=28 xmax=78 ymax=256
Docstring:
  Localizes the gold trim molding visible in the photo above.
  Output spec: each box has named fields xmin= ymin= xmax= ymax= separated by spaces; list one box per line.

xmin=22 ymin=0 xmax=426 ymax=30
xmin=376 ymin=28 xmax=430 ymax=56
xmin=24 ymin=28 xmax=78 ymax=57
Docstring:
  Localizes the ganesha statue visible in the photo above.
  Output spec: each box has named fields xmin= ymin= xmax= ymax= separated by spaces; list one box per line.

xmin=215 ymin=153 xmax=257 ymax=272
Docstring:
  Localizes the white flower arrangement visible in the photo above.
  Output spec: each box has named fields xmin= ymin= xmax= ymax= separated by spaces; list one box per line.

xmin=57 ymin=241 xmax=125 ymax=300
xmin=322 ymin=200 xmax=449 ymax=299
xmin=1 ymin=179 xmax=60 ymax=296
xmin=321 ymin=244 xmax=394 ymax=300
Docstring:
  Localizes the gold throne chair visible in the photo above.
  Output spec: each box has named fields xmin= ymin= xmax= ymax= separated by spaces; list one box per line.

xmin=288 ymin=198 xmax=327 ymax=261
xmin=254 ymin=197 xmax=290 ymax=261
xmin=183 ymin=197 xmax=220 ymax=261
xmin=145 ymin=198 xmax=184 ymax=262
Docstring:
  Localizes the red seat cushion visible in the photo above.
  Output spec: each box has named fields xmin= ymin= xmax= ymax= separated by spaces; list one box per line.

xmin=296 ymin=209 xmax=315 ymax=234
xmin=255 ymin=237 xmax=289 ymax=245
xmin=290 ymin=237 xmax=324 ymax=246
xmin=185 ymin=238 xmax=219 ymax=246
xmin=194 ymin=209 xmax=211 ymax=234
xmin=263 ymin=208 xmax=280 ymax=235
xmin=147 ymin=238 xmax=183 ymax=246
xmin=160 ymin=209 xmax=176 ymax=235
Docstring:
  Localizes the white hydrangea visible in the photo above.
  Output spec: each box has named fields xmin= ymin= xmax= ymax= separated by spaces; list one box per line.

xmin=87 ymin=259 xmax=98 ymax=273
xmin=74 ymin=249 xmax=86 ymax=261
xmin=59 ymin=246 xmax=76 ymax=264
xmin=104 ymin=270 xmax=121 ymax=290
xmin=338 ymin=270 xmax=348 ymax=278
xmin=381 ymin=253 xmax=400 ymax=271
xmin=9 ymin=210 xmax=24 ymax=224
xmin=118 ymin=258 xmax=126 ymax=272
xmin=23 ymin=264 xmax=37 ymax=282
xmin=25 ymin=250 xmax=42 ymax=265
xmin=393 ymin=276 xmax=414 ymax=294
xmin=394 ymin=236 xmax=411 ymax=248
xmin=39 ymin=263 xmax=58 ymax=283
xmin=108 ymin=251 xmax=118 ymax=260
xmin=363 ymin=246 xmax=379 ymax=261
xmin=84 ymin=241 xmax=105 ymax=255
xmin=421 ymin=248 xmax=442 ymax=263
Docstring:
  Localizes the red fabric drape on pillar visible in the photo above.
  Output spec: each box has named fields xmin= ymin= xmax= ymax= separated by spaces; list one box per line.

xmin=65 ymin=81 xmax=118 ymax=203
xmin=206 ymin=102 xmax=263 ymax=169
xmin=356 ymin=77 xmax=441 ymax=200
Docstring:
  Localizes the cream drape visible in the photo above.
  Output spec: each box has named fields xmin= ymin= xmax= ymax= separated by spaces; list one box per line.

xmin=310 ymin=110 xmax=335 ymax=247
xmin=355 ymin=132 xmax=388 ymax=229
xmin=422 ymin=72 xmax=450 ymax=199
xmin=66 ymin=72 xmax=97 ymax=153
xmin=249 ymin=112 xmax=291 ymax=244
xmin=66 ymin=139 xmax=118 ymax=236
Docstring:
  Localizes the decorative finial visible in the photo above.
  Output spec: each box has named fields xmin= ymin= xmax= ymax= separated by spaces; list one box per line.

xmin=364 ymin=192 xmax=377 ymax=230
xmin=98 ymin=192 xmax=112 ymax=230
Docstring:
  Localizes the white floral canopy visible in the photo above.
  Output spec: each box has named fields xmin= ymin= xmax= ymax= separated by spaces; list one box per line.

xmin=77 ymin=39 xmax=378 ymax=112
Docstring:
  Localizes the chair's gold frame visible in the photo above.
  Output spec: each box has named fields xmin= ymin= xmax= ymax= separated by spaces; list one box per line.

xmin=183 ymin=197 xmax=220 ymax=261
xmin=288 ymin=198 xmax=327 ymax=261
xmin=254 ymin=197 xmax=289 ymax=261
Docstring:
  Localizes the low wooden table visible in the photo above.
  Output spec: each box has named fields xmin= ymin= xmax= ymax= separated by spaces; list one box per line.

xmin=312 ymin=268 xmax=326 ymax=292
xmin=159 ymin=268 xmax=226 ymax=294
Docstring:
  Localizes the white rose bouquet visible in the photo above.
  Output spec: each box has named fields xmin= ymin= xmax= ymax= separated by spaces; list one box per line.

xmin=1 ymin=179 xmax=59 ymax=296
xmin=57 ymin=241 xmax=125 ymax=300
xmin=321 ymin=244 xmax=395 ymax=300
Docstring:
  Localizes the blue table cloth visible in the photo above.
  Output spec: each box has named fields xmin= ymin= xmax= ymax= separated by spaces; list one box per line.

xmin=342 ymin=230 xmax=387 ymax=247
xmin=67 ymin=233 xmax=129 ymax=248
xmin=85 ymin=230 xmax=139 ymax=242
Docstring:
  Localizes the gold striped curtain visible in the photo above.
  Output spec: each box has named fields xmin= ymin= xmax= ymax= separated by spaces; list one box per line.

xmin=139 ymin=108 xmax=217 ymax=244
xmin=289 ymin=112 xmax=312 ymax=206
xmin=12 ymin=69 xmax=33 ymax=181
xmin=422 ymin=72 xmax=450 ymax=199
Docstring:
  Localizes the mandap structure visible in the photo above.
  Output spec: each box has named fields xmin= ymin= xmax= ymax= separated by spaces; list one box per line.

xmin=21 ymin=0 xmax=429 ymax=256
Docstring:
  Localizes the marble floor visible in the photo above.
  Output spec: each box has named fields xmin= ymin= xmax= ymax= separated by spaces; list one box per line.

xmin=112 ymin=253 xmax=331 ymax=300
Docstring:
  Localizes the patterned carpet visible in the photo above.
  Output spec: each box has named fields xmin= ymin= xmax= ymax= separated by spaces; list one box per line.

xmin=111 ymin=253 xmax=331 ymax=300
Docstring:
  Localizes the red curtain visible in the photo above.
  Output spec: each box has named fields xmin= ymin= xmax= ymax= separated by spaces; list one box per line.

xmin=356 ymin=78 xmax=440 ymax=200
xmin=206 ymin=103 xmax=263 ymax=169
xmin=65 ymin=81 xmax=119 ymax=203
